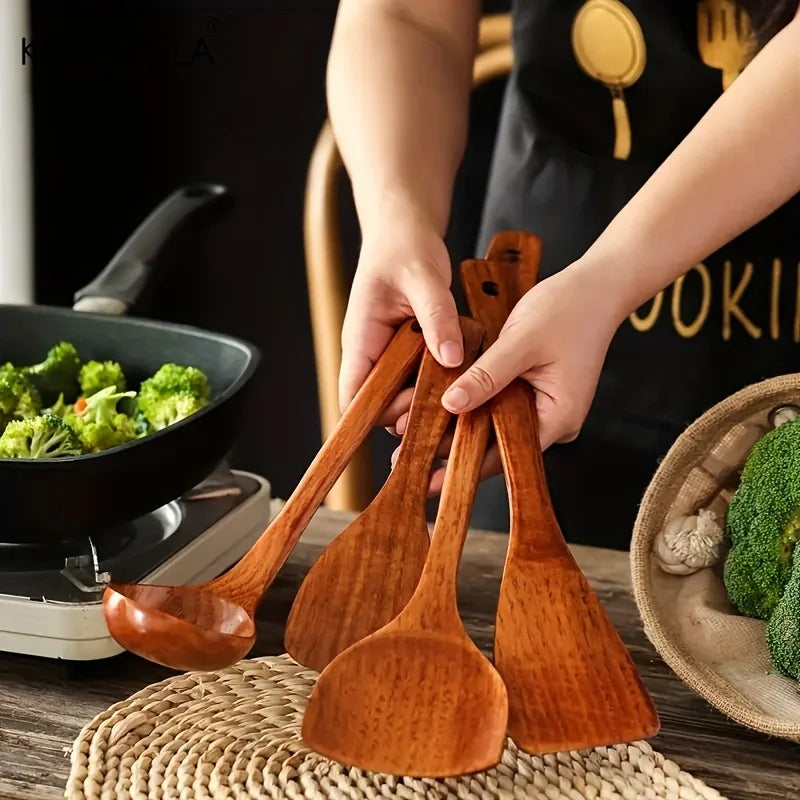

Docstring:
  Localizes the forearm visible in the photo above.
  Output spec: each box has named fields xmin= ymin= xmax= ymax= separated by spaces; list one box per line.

xmin=573 ymin=13 xmax=800 ymax=323
xmin=326 ymin=0 xmax=480 ymax=236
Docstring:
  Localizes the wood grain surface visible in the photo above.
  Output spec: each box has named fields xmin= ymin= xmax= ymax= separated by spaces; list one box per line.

xmin=284 ymin=317 xmax=484 ymax=672
xmin=0 ymin=508 xmax=798 ymax=800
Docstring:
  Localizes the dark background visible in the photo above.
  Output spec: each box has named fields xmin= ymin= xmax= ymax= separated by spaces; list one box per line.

xmin=26 ymin=0 xmax=511 ymax=503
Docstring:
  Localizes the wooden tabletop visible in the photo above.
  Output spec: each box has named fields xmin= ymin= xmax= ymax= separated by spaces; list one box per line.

xmin=1 ymin=508 xmax=799 ymax=800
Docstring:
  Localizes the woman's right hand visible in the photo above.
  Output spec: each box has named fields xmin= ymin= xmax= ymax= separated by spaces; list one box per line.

xmin=338 ymin=210 xmax=465 ymax=427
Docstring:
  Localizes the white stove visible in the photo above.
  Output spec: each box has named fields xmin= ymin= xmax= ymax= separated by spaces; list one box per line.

xmin=0 ymin=469 xmax=276 ymax=660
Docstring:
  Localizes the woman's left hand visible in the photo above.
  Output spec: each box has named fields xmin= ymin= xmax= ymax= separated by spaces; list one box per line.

xmin=388 ymin=262 xmax=626 ymax=493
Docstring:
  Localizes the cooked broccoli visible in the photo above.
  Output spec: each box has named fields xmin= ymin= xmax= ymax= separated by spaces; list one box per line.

xmin=139 ymin=363 xmax=210 ymax=401
xmin=766 ymin=546 xmax=800 ymax=679
xmin=22 ymin=342 xmax=81 ymax=402
xmin=78 ymin=360 xmax=126 ymax=397
xmin=0 ymin=414 xmax=84 ymax=458
xmin=0 ymin=363 xmax=40 ymax=422
xmin=137 ymin=363 xmax=210 ymax=430
xmin=723 ymin=417 xmax=800 ymax=620
xmin=140 ymin=394 xmax=208 ymax=431
xmin=44 ymin=393 xmax=70 ymax=418
xmin=67 ymin=386 xmax=137 ymax=452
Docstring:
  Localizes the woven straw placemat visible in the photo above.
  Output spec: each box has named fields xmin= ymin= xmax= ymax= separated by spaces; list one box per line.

xmin=65 ymin=654 xmax=727 ymax=800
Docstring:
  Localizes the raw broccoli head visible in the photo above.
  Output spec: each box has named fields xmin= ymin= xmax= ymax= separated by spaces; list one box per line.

xmin=22 ymin=341 xmax=81 ymax=403
xmin=78 ymin=360 xmax=126 ymax=397
xmin=0 ymin=414 xmax=84 ymax=458
xmin=67 ymin=386 xmax=137 ymax=452
xmin=137 ymin=363 xmax=211 ymax=431
xmin=724 ymin=417 xmax=800 ymax=620
xmin=0 ymin=363 xmax=41 ymax=421
xmin=766 ymin=546 xmax=800 ymax=679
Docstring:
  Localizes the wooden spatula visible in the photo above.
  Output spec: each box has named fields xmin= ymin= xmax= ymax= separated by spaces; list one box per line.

xmin=301 ymin=402 xmax=508 ymax=778
xmin=284 ymin=316 xmax=484 ymax=672
xmin=460 ymin=252 xmax=661 ymax=754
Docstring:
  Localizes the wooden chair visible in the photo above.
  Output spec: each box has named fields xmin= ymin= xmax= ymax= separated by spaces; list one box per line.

xmin=303 ymin=13 xmax=513 ymax=511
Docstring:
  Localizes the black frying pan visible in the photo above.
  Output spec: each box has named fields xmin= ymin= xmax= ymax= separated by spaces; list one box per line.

xmin=1 ymin=183 xmax=261 ymax=544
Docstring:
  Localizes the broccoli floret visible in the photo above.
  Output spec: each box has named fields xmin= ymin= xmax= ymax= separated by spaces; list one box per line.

xmin=0 ymin=414 xmax=84 ymax=458
xmin=139 ymin=394 xmax=207 ymax=431
xmin=766 ymin=546 xmax=800 ymax=679
xmin=724 ymin=417 xmax=800 ymax=620
xmin=137 ymin=363 xmax=210 ymax=430
xmin=0 ymin=364 xmax=40 ymax=421
xmin=139 ymin=363 xmax=210 ymax=401
xmin=67 ymin=386 xmax=137 ymax=452
xmin=44 ymin=393 xmax=70 ymax=418
xmin=78 ymin=360 xmax=126 ymax=397
xmin=22 ymin=342 xmax=81 ymax=402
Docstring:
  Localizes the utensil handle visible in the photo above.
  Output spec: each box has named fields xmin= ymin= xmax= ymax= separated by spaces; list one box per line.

xmin=461 ymin=249 xmax=571 ymax=562
xmin=217 ymin=320 xmax=426 ymax=609
xmin=390 ymin=317 xmax=484 ymax=488
xmin=401 ymin=404 xmax=492 ymax=631
xmin=490 ymin=381 xmax=571 ymax=561
xmin=73 ymin=182 xmax=231 ymax=314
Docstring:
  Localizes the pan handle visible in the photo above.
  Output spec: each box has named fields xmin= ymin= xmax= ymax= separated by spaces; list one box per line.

xmin=72 ymin=182 xmax=231 ymax=315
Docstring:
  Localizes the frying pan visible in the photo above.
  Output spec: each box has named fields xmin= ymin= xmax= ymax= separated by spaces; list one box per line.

xmin=0 ymin=183 xmax=261 ymax=544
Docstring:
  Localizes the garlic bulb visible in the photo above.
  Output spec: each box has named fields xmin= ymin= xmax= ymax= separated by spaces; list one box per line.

xmin=654 ymin=508 xmax=725 ymax=576
xmin=771 ymin=405 xmax=800 ymax=428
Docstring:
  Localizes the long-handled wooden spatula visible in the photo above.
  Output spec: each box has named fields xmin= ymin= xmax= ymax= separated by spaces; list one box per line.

xmin=460 ymin=253 xmax=660 ymax=753
xmin=302 ymin=402 xmax=508 ymax=777
xmin=285 ymin=317 xmax=484 ymax=671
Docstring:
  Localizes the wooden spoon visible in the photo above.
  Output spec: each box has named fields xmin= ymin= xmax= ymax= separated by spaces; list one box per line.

xmin=284 ymin=317 xmax=484 ymax=672
xmin=102 ymin=320 xmax=426 ymax=671
xmin=302 ymin=404 xmax=508 ymax=777
xmin=460 ymin=255 xmax=661 ymax=754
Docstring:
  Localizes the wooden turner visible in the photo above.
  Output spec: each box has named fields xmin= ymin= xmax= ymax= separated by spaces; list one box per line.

xmin=302 ymin=403 xmax=508 ymax=777
xmin=284 ymin=316 xmax=484 ymax=672
xmin=461 ymin=248 xmax=660 ymax=754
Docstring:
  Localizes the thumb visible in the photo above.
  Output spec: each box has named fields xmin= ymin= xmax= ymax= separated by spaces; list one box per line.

xmin=404 ymin=266 xmax=463 ymax=368
xmin=441 ymin=331 xmax=527 ymax=413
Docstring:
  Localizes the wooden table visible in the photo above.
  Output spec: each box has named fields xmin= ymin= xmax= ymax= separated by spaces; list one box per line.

xmin=1 ymin=508 xmax=798 ymax=800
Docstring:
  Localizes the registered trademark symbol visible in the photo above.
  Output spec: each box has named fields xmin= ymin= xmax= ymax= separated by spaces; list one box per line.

xmin=207 ymin=18 xmax=221 ymax=34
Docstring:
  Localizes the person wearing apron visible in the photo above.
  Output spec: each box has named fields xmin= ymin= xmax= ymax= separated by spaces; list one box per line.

xmin=326 ymin=0 xmax=800 ymax=549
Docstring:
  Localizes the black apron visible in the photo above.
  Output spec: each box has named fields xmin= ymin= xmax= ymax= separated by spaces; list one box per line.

xmin=472 ymin=0 xmax=800 ymax=549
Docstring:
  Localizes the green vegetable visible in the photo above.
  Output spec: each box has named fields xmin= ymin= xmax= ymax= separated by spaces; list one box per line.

xmin=137 ymin=363 xmax=210 ymax=431
xmin=78 ymin=360 xmax=126 ymax=397
xmin=766 ymin=546 xmax=800 ymax=679
xmin=0 ymin=414 xmax=84 ymax=458
xmin=140 ymin=394 xmax=208 ymax=431
xmin=44 ymin=393 xmax=71 ymax=419
xmin=139 ymin=363 xmax=210 ymax=401
xmin=0 ymin=363 xmax=41 ymax=423
xmin=21 ymin=341 xmax=81 ymax=403
xmin=67 ymin=386 xmax=137 ymax=452
xmin=724 ymin=417 xmax=800 ymax=620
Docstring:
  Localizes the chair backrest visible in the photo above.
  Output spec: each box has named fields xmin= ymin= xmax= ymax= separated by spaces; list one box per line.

xmin=303 ymin=13 xmax=513 ymax=511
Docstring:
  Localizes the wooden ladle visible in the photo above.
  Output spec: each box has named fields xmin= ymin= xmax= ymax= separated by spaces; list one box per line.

xmin=284 ymin=317 xmax=484 ymax=672
xmin=460 ymin=254 xmax=661 ymax=754
xmin=301 ymin=403 xmax=508 ymax=777
xmin=102 ymin=320 xmax=426 ymax=671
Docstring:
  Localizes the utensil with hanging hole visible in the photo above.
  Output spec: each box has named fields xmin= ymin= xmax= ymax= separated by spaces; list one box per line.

xmin=461 ymin=245 xmax=660 ymax=754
